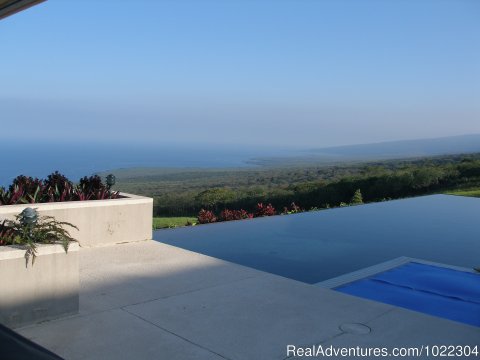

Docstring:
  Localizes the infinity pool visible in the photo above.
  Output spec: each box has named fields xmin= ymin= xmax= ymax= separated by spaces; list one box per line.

xmin=154 ymin=195 xmax=480 ymax=284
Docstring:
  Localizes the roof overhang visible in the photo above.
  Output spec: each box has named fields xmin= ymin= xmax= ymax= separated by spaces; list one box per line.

xmin=0 ymin=0 xmax=45 ymax=20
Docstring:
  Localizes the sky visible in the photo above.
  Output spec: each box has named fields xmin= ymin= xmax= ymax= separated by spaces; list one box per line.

xmin=1 ymin=0 xmax=479 ymax=148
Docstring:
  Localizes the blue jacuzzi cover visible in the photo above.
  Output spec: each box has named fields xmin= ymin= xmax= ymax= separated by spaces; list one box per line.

xmin=336 ymin=262 xmax=480 ymax=327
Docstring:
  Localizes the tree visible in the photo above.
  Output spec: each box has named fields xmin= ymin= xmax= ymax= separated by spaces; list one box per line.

xmin=194 ymin=188 xmax=235 ymax=211
xmin=350 ymin=189 xmax=363 ymax=205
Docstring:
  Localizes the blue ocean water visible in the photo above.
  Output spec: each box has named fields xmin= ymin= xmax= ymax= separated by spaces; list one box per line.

xmin=0 ymin=141 xmax=294 ymax=186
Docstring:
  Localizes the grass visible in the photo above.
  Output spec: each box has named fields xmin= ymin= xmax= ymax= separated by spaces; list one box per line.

xmin=445 ymin=187 xmax=480 ymax=198
xmin=153 ymin=217 xmax=197 ymax=229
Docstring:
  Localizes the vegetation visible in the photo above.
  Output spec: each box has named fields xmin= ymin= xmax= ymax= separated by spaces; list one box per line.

xmin=0 ymin=208 xmax=77 ymax=265
xmin=152 ymin=217 xmax=197 ymax=229
xmin=446 ymin=187 xmax=480 ymax=198
xmin=0 ymin=172 xmax=119 ymax=205
xmin=197 ymin=209 xmax=218 ymax=224
xmin=103 ymin=153 xmax=480 ymax=218
xmin=197 ymin=202 xmax=306 ymax=224
xmin=350 ymin=189 xmax=364 ymax=205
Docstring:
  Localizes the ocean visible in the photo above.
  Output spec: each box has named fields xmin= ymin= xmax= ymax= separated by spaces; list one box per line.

xmin=0 ymin=141 xmax=296 ymax=186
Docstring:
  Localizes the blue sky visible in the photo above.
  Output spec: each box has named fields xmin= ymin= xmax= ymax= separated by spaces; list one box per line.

xmin=1 ymin=0 xmax=479 ymax=148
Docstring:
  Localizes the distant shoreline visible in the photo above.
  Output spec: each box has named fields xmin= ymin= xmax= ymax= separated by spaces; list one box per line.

xmin=2 ymin=134 xmax=480 ymax=187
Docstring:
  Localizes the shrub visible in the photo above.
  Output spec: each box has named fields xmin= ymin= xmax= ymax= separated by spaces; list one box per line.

xmin=79 ymin=175 xmax=103 ymax=193
xmin=237 ymin=209 xmax=254 ymax=219
xmin=78 ymin=175 xmax=119 ymax=201
xmin=219 ymin=209 xmax=234 ymax=221
xmin=44 ymin=171 xmax=72 ymax=192
xmin=0 ymin=172 xmax=119 ymax=206
xmin=44 ymin=171 xmax=75 ymax=202
xmin=220 ymin=209 xmax=253 ymax=221
xmin=255 ymin=203 xmax=276 ymax=217
xmin=197 ymin=209 xmax=217 ymax=224
xmin=1 ymin=176 xmax=45 ymax=205
xmin=282 ymin=202 xmax=303 ymax=214
xmin=0 ymin=220 xmax=16 ymax=246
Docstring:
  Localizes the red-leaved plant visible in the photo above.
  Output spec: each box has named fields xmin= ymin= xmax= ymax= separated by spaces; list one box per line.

xmin=0 ymin=220 xmax=15 ymax=246
xmin=220 ymin=209 xmax=253 ymax=221
xmin=197 ymin=209 xmax=217 ymax=224
xmin=0 ymin=172 xmax=119 ymax=206
xmin=255 ymin=203 xmax=276 ymax=217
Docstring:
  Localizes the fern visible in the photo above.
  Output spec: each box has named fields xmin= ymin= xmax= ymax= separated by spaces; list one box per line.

xmin=1 ymin=210 xmax=78 ymax=266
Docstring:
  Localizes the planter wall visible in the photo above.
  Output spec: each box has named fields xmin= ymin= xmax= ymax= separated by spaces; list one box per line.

xmin=0 ymin=193 xmax=153 ymax=247
xmin=0 ymin=243 xmax=79 ymax=329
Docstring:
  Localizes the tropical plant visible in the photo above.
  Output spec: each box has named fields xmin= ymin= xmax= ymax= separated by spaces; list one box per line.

xmin=219 ymin=209 xmax=253 ymax=221
xmin=77 ymin=175 xmax=119 ymax=201
xmin=0 ymin=220 xmax=16 ymax=246
xmin=255 ymin=203 xmax=276 ymax=217
xmin=219 ymin=209 xmax=235 ymax=221
xmin=44 ymin=171 xmax=75 ymax=202
xmin=0 ymin=208 xmax=78 ymax=265
xmin=197 ymin=209 xmax=217 ymax=224
xmin=9 ymin=176 xmax=45 ymax=203
xmin=0 ymin=172 xmax=119 ymax=206
xmin=79 ymin=175 xmax=103 ymax=193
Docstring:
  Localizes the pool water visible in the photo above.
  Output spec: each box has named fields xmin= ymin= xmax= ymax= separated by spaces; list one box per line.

xmin=336 ymin=262 xmax=480 ymax=327
xmin=154 ymin=195 xmax=480 ymax=284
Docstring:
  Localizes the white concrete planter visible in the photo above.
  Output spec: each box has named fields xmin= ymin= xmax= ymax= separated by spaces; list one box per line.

xmin=0 ymin=193 xmax=153 ymax=247
xmin=0 ymin=243 xmax=79 ymax=328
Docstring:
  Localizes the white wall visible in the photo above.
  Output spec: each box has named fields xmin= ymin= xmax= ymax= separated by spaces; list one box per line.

xmin=0 ymin=193 xmax=153 ymax=247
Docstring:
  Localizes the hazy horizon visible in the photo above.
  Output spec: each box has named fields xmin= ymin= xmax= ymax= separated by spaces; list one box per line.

xmin=1 ymin=0 xmax=479 ymax=147
xmin=1 ymin=133 xmax=480 ymax=187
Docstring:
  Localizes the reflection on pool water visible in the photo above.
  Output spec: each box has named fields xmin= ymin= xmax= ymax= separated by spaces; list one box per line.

xmin=154 ymin=195 xmax=480 ymax=284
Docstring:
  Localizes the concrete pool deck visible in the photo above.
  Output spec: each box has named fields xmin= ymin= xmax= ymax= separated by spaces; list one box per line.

xmin=17 ymin=240 xmax=479 ymax=360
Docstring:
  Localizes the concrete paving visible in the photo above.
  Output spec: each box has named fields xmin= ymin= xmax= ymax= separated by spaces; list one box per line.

xmin=17 ymin=240 xmax=480 ymax=360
